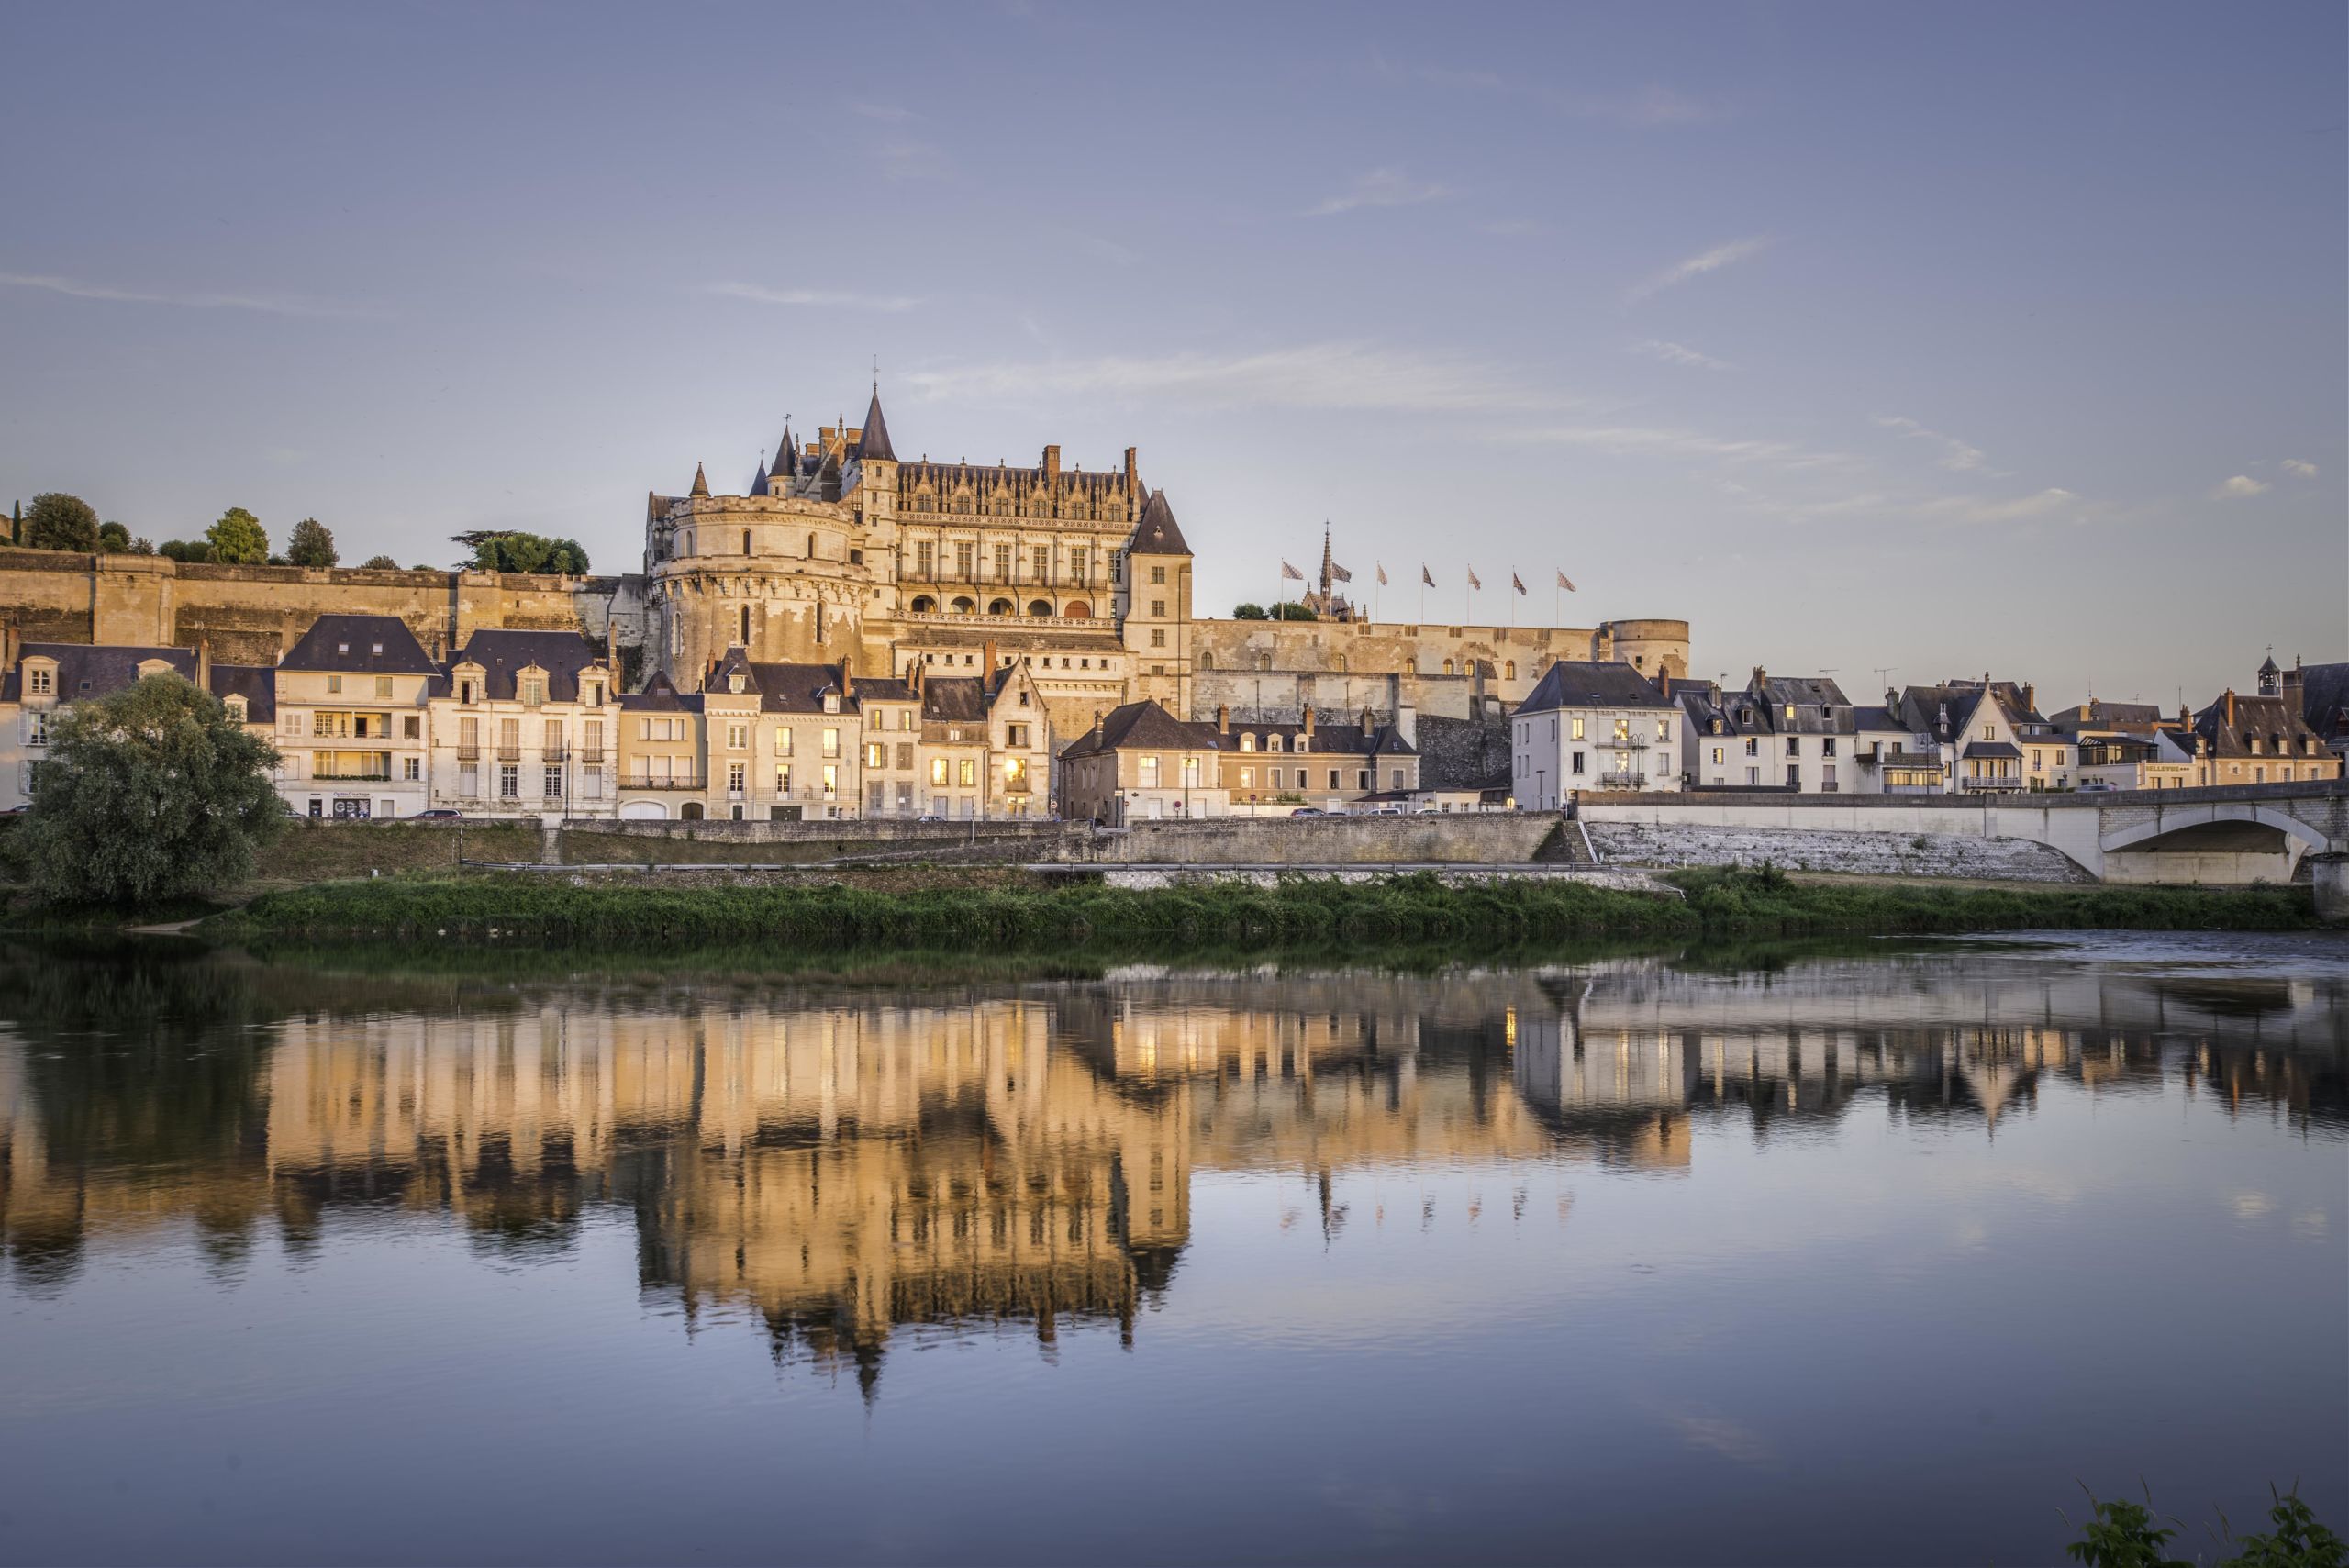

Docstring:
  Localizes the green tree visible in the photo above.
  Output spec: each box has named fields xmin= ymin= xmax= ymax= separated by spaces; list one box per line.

xmin=360 ymin=552 xmax=401 ymax=570
xmin=23 ymin=492 xmax=101 ymax=552
xmin=97 ymin=521 xmax=132 ymax=554
xmin=206 ymin=507 xmax=268 ymax=565
xmin=1271 ymin=602 xmax=1319 ymax=621
xmin=1232 ymin=602 xmax=1268 ymax=619
xmin=10 ymin=499 xmax=21 ymax=544
xmin=285 ymin=517 xmax=337 ymax=567
xmin=159 ymin=539 xmax=213 ymax=563
xmin=451 ymin=529 xmax=590 ymax=574
xmin=2219 ymin=1489 xmax=2346 ymax=1568
xmin=129 ymin=537 xmax=156 ymax=556
xmin=21 ymin=674 xmax=284 ymax=906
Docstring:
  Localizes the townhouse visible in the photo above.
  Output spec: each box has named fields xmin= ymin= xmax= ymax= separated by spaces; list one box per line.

xmin=2186 ymin=656 xmax=2342 ymax=787
xmin=1510 ymin=661 xmax=1679 ymax=808
xmin=1058 ymin=699 xmax=1228 ymax=824
xmin=429 ymin=630 xmax=621 ymax=819
xmin=268 ymin=617 xmax=440 ymax=820
xmin=1890 ymin=677 xmax=2076 ymax=794
xmin=1207 ymin=704 xmax=1419 ymax=812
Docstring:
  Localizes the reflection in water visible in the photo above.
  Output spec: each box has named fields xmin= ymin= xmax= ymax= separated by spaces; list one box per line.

xmin=4 ymin=939 xmax=2342 ymax=1402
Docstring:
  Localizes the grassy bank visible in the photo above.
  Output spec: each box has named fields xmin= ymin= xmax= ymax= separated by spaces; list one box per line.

xmin=196 ymin=866 xmax=2322 ymax=951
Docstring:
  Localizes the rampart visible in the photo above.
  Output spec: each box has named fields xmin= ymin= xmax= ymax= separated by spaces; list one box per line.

xmin=1080 ymin=811 xmax=1558 ymax=865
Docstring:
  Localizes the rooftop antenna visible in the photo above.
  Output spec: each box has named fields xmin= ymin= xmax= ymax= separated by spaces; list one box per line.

xmin=1873 ymin=665 xmax=1896 ymax=692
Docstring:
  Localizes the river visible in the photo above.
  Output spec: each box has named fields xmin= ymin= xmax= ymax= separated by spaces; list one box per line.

xmin=0 ymin=931 xmax=2342 ymax=1566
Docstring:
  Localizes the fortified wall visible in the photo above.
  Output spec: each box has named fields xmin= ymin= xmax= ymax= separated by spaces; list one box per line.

xmin=0 ymin=549 xmax=650 ymax=675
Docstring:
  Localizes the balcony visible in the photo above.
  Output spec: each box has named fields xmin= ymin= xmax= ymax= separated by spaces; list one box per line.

xmin=1959 ymin=775 xmax=2028 ymax=792
xmin=578 ymin=749 xmax=606 ymax=765
xmin=495 ymin=747 xmax=521 ymax=762
xmin=900 ymin=608 xmax=1117 ymax=633
xmin=312 ymin=771 xmax=392 ymax=783
xmin=1595 ymin=772 xmax=1647 ymax=789
xmin=543 ymin=745 xmax=570 ymax=762
xmin=455 ymin=745 xmax=481 ymax=762
xmin=621 ymin=773 xmax=707 ymax=791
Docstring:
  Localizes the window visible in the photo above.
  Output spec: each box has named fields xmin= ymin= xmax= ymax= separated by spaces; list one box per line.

xmin=728 ymin=762 xmax=746 ymax=794
xmin=1150 ymin=629 xmax=1166 ymax=648
xmin=499 ymin=764 xmax=518 ymax=798
xmin=1655 ymin=718 xmax=1670 ymax=742
xmin=1982 ymin=723 xmax=1997 ymax=740
xmin=27 ymin=667 xmax=50 ymax=696
xmin=1150 ymin=599 xmax=1165 ymax=617
xmin=774 ymin=728 xmax=793 ymax=756
xmin=1071 ymin=546 xmax=1088 ymax=579
xmin=1710 ymin=746 xmax=1724 ymax=765
xmin=1570 ymin=752 xmax=1586 ymax=774
xmin=1786 ymin=737 xmax=1800 ymax=757
xmin=958 ymin=758 xmax=976 ymax=786
xmin=328 ymin=674 xmax=342 ymax=695
xmin=460 ymin=762 xmax=479 ymax=797
xmin=1005 ymin=756 xmax=1030 ymax=789
xmin=1744 ymin=738 xmax=1758 ymax=757
xmin=1613 ymin=717 xmax=1631 ymax=743
xmin=1570 ymin=717 xmax=1585 ymax=740
xmin=404 ymin=715 xmax=421 ymax=740
xmin=993 ymin=543 xmax=1012 ymax=579
xmin=543 ymin=765 xmax=563 ymax=797
xmin=869 ymin=781 xmax=885 ymax=811
xmin=896 ymin=742 xmax=914 ymax=771
xmin=25 ymin=712 xmax=50 ymax=747
xmin=821 ymin=763 xmax=838 ymax=795
xmin=955 ymin=541 xmax=974 ymax=577
xmin=821 ymin=727 xmax=841 ymax=758
xmin=1241 ymin=733 xmax=1255 ymax=752
xmin=1240 ymin=767 xmax=1254 ymax=789
xmin=1328 ymin=769 xmax=1341 ymax=789
xmin=1150 ymin=565 xmax=1166 ymax=585
xmin=376 ymin=675 xmax=394 ymax=700
xmin=776 ymin=763 xmax=793 ymax=794
xmin=1139 ymin=755 xmax=1160 ymax=787
xmin=741 ymin=529 xmax=752 ymax=556
xmin=728 ymin=723 xmax=748 ymax=750
xmin=1506 ymin=662 xmax=1517 ymax=680
xmin=916 ymin=540 xmax=934 ymax=578
xmin=404 ymin=756 xmax=421 ymax=782
xmin=865 ymin=742 xmax=885 ymax=768
xmin=931 ymin=758 xmax=950 ymax=786
xmin=1821 ymin=738 xmax=1836 ymax=757
xmin=740 ymin=606 xmax=751 ymax=645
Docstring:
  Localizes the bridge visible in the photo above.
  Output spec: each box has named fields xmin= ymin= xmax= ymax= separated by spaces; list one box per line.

xmin=1577 ymin=780 xmax=2349 ymax=886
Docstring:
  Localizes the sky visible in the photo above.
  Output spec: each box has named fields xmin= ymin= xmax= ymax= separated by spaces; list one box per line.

xmin=2 ymin=1 xmax=2343 ymax=708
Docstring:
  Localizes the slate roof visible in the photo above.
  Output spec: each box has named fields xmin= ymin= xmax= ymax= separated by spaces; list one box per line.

xmin=1853 ymin=704 xmax=1909 ymax=734
xmin=2190 ymin=690 xmax=2332 ymax=760
xmin=920 ymin=675 xmax=992 ymax=724
xmin=1059 ymin=699 xmax=1221 ymax=759
xmin=2296 ymin=662 xmax=2349 ymax=742
xmin=449 ymin=630 xmax=607 ymax=703
xmin=771 ymin=428 xmax=796 ymax=479
xmin=1131 ymin=489 xmax=1192 ymax=557
xmin=2 ymin=642 xmax=195 ymax=702
xmin=1675 ymin=683 xmax=1767 ymax=737
xmin=689 ymin=462 xmax=710 ymax=498
xmin=1516 ymin=660 xmax=1672 ymax=716
xmin=2049 ymin=698 xmax=2164 ymax=735
xmin=1962 ymin=740 xmax=2023 ymax=761
xmin=1217 ymin=717 xmax=1417 ymax=758
xmin=1894 ymin=682 xmax=1989 ymax=743
xmin=1748 ymin=673 xmax=1857 ymax=735
xmin=856 ymin=391 xmax=896 ymax=462
xmin=207 ymin=664 xmax=276 ymax=724
xmin=280 ymin=616 xmax=437 ymax=674
xmin=620 ymin=672 xmax=699 ymax=713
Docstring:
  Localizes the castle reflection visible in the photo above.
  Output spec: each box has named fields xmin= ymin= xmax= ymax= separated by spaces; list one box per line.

xmin=2 ymin=941 xmax=2342 ymax=1392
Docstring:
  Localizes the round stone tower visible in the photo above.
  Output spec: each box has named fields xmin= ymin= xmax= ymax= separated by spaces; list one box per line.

xmin=1598 ymin=617 xmax=1692 ymax=681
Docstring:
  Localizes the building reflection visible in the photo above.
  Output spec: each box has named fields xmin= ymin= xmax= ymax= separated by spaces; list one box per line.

xmin=2 ymin=942 xmax=2343 ymax=1390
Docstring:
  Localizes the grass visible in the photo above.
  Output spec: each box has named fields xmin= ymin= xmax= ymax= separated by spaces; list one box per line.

xmin=195 ymin=865 xmax=2322 ymax=952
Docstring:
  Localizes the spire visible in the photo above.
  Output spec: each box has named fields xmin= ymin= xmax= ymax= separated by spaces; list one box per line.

xmin=1319 ymin=520 xmax=1335 ymax=602
xmin=770 ymin=427 xmax=796 ymax=480
xmin=748 ymin=456 xmax=769 ymax=499
xmin=856 ymin=388 xmax=896 ymax=462
xmin=1133 ymin=489 xmax=1192 ymax=556
xmin=689 ymin=462 xmax=709 ymax=499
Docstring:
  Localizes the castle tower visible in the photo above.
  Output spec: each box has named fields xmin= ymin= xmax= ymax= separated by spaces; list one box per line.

xmin=1122 ymin=489 xmax=1194 ymax=712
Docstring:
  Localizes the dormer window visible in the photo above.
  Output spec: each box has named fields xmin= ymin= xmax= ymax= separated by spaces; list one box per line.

xmin=336 ymin=642 xmax=350 ymax=655
xmin=823 ymin=694 xmax=840 ymax=714
xmin=372 ymin=642 xmax=384 ymax=656
xmin=27 ymin=665 xmax=52 ymax=696
xmin=522 ymin=676 xmax=546 ymax=706
xmin=728 ymin=674 xmax=745 ymax=695
xmin=225 ymin=696 xmax=246 ymax=722
xmin=1240 ymin=734 xmax=1256 ymax=752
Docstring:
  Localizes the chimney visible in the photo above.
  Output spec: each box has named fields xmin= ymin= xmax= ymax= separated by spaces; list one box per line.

xmin=1660 ymin=671 xmax=1671 ymax=699
xmin=1 ymin=616 xmax=16 ymax=672
xmin=2022 ymin=683 xmax=2035 ymax=715
xmin=1302 ymin=705 xmax=1316 ymax=740
xmin=2224 ymin=689 xmax=2234 ymax=728
xmin=983 ymin=639 xmax=998 ymax=673
xmin=1216 ymin=703 xmax=1229 ymax=734
xmin=2284 ymin=661 xmax=2305 ymax=699
xmin=1123 ymin=446 xmax=1138 ymax=488
xmin=1397 ymin=694 xmax=1418 ymax=749
xmin=1042 ymin=444 xmax=1061 ymax=483
xmin=839 ymin=663 xmax=852 ymax=701
xmin=1751 ymin=665 xmax=1766 ymax=693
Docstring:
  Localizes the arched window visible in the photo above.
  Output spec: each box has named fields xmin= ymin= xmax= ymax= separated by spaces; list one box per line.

xmin=1197 ymin=652 xmax=1214 ymax=671
xmin=1442 ymin=659 xmax=1454 ymax=675
xmin=1063 ymin=600 xmax=1091 ymax=619
xmin=909 ymin=595 xmax=937 ymax=614
xmin=1027 ymin=599 xmax=1052 ymax=617
xmin=987 ymin=598 xmax=1013 ymax=617
xmin=951 ymin=595 xmax=975 ymax=614
xmin=1506 ymin=661 xmax=1517 ymax=680
xmin=681 ymin=802 xmax=705 ymax=821
xmin=741 ymin=529 xmax=752 ymax=556
xmin=807 ymin=532 xmax=817 ymax=558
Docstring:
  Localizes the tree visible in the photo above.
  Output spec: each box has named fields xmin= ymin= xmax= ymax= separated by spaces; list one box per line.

xmin=451 ymin=529 xmax=591 ymax=574
xmin=160 ymin=539 xmax=213 ymax=563
xmin=129 ymin=537 xmax=155 ymax=556
xmin=1271 ymin=602 xmax=1319 ymax=621
xmin=23 ymin=492 xmax=101 ymax=552
xmin=97 ymin=521 xmax=132 ymax=554
xmin=285 ymin=517 xmax=337 ymax=567
xmin=1232 ymin=602 xmax=1268 ymax=619
xmin=360 ymin=552 xmax=401 ymax=570
xmin=9 ymin=499 xmax=21 ymax=544
xmin=21 ymin=674 xmax=284 ymax=906
xmin=206 ymin=507 xmax=268 ymax=565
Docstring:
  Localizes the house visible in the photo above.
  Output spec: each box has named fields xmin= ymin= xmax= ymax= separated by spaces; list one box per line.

xmin=2283 ymin=657 xmax=2349 ymax=766
xmin=1056 ymin=699 xmax=1227 ymax=824
xmin=1510 ymin=661 xmax=1678 ymax=808
xmin=1891 ymin=677 xmax=2075 ymax=794
xmin=428 ymin=630 xmax=620 ymax=820
xmin=914 ymin=655 xmax=1053 ymax=818
xmin=2076 ymin=730 xmax=2196 ymax=790
xmin=1208 ymin=704 xmax=1419 ymax=812
xmin=273 ymin=616 xmax=438 ymax=819
xmin=0 ymin=639 xmax=200 ymax=810
xmin=1674 ymin=681 xmax=1773 ymax=789
xmin=1848 ymin=699 xmax=1932 ymax=793
xmin=2186 ymin=657 xmax=2343 ymax=787
xmin=615 ymin=672 xmax=707 ymax=819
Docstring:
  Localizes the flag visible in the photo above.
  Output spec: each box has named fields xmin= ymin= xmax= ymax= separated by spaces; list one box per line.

xmin=1330 ymin=562 xmax=1353 ymax=584
xmin=1376 ymin=563 xmax=1388 ymax=585
xmin=1511 ymin=572 xmax=1526 ymax=595
xmin=1556 ymin=569 xmax=1577 ymax=593
xmin=1466 ymin=566 xmax=1482 ymax=591
xmin=1420 ymin=565 xmax=1435 ymax=587
xmin=1280 ymin=560 xmax=1304 ymax=581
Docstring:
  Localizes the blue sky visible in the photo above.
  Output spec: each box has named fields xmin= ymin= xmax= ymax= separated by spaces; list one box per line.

xmin=3 ymin=1 xmax=2341 ymax=706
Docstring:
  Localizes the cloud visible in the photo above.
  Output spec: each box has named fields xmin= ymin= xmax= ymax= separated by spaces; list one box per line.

xmin=874 ymin=139 xmax=950 ymax=182
xmin=1550 ymin=84 xmax=1727 ymax=127
xmin=1875 ymin=414 xmax=1986 ymax=472
xmin=1306 ymin=168 xmax=1450 ymax=217
xmin=1731 ymin=483 xmax=2087 ymax=528
xmin=1047 ymin=228 xmax=1138 ymax=266
xmin=2282 ymin=458 xmax=2319 ymax=478
xmin=704 ymin=283 xmax=919 ymax=313
xmin=907 ymin=341 xmax=1565 ymax=416
xmin=1497 ymin=422 xmax=1854 ymax=473
xmin=0 ymin=270 xmax=363 ymax=317
xmin=1631 ymin=339 xmax=1731 ymax=371
xmin=851 ymin=101 xmax=917 ymax=122
xmin=1625 ymin=236 xmax=1770 ymax=301
xmin=2212 ymin=474 xmax=2270 ymax=499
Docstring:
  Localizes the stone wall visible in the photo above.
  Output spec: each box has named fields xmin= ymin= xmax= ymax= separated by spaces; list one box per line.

xmin=1585 ymin=821 xmax=2094 ymax=883
xmin=1415 ymin=714 xmax=1512 ymax=791
xmin=1080 ymin=811 xmax=1558 ymax=865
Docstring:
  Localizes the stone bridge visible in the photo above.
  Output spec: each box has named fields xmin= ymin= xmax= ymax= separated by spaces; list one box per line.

xmin=1577 ymin=781 xmax=2349 ymax=884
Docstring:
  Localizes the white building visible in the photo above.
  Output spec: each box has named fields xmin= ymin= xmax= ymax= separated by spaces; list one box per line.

xmin=429 ymin=630 xmax=621 ymax=820
xmin=1511 ymin=661 xmax=1679 ymax=808
xmin=273 ymin=615 xmax=436 ymax=819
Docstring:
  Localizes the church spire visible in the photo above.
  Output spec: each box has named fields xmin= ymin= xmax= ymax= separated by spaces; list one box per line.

xmin=1319 ymin=520 xmax=1335 ymax=602
xmin=689 ymin=462 xmax=709 ymax=499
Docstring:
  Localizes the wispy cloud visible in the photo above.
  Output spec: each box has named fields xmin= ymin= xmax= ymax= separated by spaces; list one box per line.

xmin=0 ymin=270 xmax=363 ymax=317
xmin=1625 ymin=236 xmax=1771 ymax=301
xmin=2212 ymin=473 xmax=2270 ymax=498
xmin=1495 ymin=422 xmax=1854 ymax=473
xmin=1875 ymin=414 xmax=1986 ymax=472
xmin=874 ymin=139 xmax=950 ymax=182
xmin=907 ymin=341 xmax=1567 ymax=416
xmin=1306 ymin=168 xmax=1450 ymax=217
xmin=1728 ymin=482 xmax=2091 ymax=528
xmin=1549 ymin=84 xmax=1728 ymax=128
xmin=2282 ymin=458 xmax=2319 ymax=478
xmin=1631 ymin=339 xmax=1731 ymax=371
xmin=1047 ymin=228 xmax=1138 ymax=266
xmin=704 ymin=283 xmax=919 ymax=312
xmin=850 ymin=101 xmax=917 ymax=122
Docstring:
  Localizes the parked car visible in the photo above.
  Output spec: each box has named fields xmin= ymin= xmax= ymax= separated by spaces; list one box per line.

xmin=415 ymin=809 xmax=462 ymax=819
xmin=1290 ymin=806 xmax=1326 ymax=817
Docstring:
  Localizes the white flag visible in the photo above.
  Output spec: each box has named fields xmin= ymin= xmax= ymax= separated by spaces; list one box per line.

xmin=1466 ymin=566 xmax=1482 ymax=591
xmin=1511 ymin=571 xmax=1526 ymax=595
xmin=1556 ymin=569 xmax=1577 ymax=593
xmin=1376 ymin=563 xmax=1388 ymax=585
xmin=1330 ymin=562 xmax=1353 ymax=584
xmin=1280 ymin=560 xmax=1305 ymax=582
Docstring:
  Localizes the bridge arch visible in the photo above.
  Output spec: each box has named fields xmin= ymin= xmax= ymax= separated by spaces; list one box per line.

xmin=2099 ymin=803 xmax=2331 ymax=857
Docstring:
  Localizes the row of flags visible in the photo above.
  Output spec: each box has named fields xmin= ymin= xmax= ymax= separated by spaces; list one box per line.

xmin=1280 ymin=560 xmax=1579 ymax=593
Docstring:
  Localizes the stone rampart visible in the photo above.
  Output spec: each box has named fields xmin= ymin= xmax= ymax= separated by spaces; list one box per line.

xmin=1079 ymin=811 xmax=1558 ymax=865
xmin=1585 ymin=821 xmax=2092 ymax=883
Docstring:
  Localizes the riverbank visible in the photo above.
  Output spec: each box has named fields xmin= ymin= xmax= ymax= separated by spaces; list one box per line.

xmin=189 ymin=866 xmax=2323 ymax=951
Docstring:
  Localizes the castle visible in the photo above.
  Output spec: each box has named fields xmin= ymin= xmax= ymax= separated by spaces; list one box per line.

xmin=0 ymin=387 xmax=1689 ymax=745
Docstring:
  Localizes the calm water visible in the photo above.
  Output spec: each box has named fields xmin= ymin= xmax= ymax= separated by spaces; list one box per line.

xmin=0 ymin=934 xmax=2343 ymax=1567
